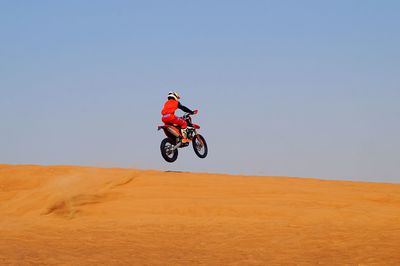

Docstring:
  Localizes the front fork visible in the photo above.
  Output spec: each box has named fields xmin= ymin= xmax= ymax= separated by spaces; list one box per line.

xmin=196 ymin=132 xmax=204 ymax=144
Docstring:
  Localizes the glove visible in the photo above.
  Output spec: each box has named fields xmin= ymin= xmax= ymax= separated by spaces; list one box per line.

xmin=192 ymin=109 xmax=198 ymax=115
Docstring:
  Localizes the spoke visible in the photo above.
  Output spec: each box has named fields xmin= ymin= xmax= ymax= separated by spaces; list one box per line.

xmin=195 ymin=139 xmax=204 ymax=154
xmin=165 ymin=143 xmax=174 ymax=156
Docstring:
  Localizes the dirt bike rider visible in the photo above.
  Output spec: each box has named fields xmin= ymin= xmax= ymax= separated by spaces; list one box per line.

xmin=161 ymin=91 xmax=198 ymax=143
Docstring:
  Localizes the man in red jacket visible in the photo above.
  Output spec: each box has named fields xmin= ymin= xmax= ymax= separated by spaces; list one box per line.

xmin=161 ymin=91 xmax=197 ymax=143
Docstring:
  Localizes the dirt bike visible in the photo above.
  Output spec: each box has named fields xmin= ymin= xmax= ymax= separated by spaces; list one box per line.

xmin=158 ymin=113 xmax=208 ymax=163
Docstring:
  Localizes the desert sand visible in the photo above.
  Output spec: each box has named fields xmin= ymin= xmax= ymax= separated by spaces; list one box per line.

xmin=1 ymin=164 xmax=399 ymax=265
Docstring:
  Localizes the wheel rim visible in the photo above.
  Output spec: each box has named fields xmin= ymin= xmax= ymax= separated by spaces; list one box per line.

xmin=194 ymin=137 xmax=205 ymax=155
xmin=164 ymin=143 xmax=174 ymax=158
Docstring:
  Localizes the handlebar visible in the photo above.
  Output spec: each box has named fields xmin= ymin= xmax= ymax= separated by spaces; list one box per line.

xmin=183 ymin=110 xmax=198 ymax=118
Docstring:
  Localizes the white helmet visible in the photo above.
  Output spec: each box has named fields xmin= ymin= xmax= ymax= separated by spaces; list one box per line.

xmin=168 ymin=91 xmax=180 ymax=100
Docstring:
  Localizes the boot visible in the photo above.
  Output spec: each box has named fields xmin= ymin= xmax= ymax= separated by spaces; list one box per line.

xmin=181 ymin=128 xmax=189 ymax=143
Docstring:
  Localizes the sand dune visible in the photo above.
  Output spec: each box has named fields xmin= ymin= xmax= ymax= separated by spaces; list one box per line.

xmin=1 ymin=164 xmax=400 ymax=265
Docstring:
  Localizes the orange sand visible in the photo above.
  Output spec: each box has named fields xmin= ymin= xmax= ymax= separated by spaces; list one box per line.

xmin=1 ymin=164 xmax=400 ymax=265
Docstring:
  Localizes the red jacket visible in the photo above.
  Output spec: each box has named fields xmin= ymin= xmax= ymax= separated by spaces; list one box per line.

xmin=161 ymin=99 xmax=193 ymax=116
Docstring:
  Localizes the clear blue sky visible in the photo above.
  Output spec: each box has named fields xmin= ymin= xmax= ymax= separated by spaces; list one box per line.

xmin=1 ymin=1 xmax=399 ymax=182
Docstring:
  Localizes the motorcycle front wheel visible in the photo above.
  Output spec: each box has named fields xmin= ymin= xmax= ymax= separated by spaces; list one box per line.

xmin=193 ymin=134 xmax=208 ymax=159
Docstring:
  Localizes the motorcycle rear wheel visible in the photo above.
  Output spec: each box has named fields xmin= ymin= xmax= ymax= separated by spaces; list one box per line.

xmin=161 ymin=138 xmax=178 ymax=163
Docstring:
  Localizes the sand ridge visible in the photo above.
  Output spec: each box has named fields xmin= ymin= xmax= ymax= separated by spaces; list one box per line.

xmin=1 ymin=164 xmax=400 ymax=265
